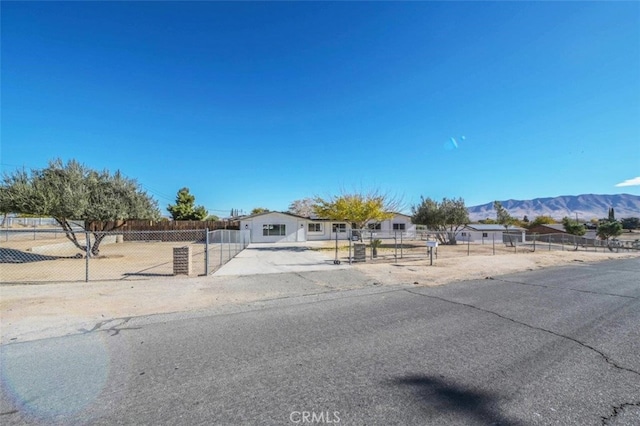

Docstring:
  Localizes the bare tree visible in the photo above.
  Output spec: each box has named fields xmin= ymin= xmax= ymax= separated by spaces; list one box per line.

xmin=287 ymin=198 xmax=316 ymax=217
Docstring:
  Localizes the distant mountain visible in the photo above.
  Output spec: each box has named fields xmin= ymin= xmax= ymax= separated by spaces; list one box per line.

xmin=468 ymin=194 xmax=640 ymax=221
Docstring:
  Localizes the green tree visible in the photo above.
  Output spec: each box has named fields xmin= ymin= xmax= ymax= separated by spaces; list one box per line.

xmin=608 ymin=207 xmax=615 ymax=221
xmin=0 ymin=159 xmax=160 ymax=255
xmin=620 ymin=217 xmax=639 ymax=230
xmin=529 ymin=215 xmax=557 ymax=228
xmin=597 ymin=221 xmax=623 ymax=247
xmin=562 ymin=217 xmax=586 ymax=236
xmin=314 ymin=191 xmax=400 ymax=230
xmin=411 ymin=197 xmax=469 ymax=244
xmin=250 ymin=207 xmax=270 ymax=215
xmin=562 ymin=217 xmax=586 ymax=250
xmin=478 ymin=218 xmax=497 ymax=224
xmin=167 ymin=188 xmax=208 ymax=221
xmin=494 ymin=201 xmax=517 ymax=247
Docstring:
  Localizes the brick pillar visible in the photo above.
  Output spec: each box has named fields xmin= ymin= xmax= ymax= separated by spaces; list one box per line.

xmin=173 ymin=246 xmax=192 ymax=276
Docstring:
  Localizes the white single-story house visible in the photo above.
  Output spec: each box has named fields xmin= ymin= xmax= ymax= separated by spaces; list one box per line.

xmin=456 ymin=224 xmax=527 ymax=244
xmin=239 ymin=212 xmax=416 ymax=244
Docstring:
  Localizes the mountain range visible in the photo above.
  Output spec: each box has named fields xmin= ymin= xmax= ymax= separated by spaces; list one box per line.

xmin=467 ymin=194 xmax=640 ymax=221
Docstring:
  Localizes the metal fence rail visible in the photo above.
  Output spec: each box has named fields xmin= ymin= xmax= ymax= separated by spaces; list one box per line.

xmin=344 ymin=229 xmax=638 ymax=264
xmin=0 ymin=228 xmax=250 ymax=283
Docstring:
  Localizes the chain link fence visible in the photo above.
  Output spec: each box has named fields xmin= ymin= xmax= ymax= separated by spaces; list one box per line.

xmin=344 ymin=229 xmax=638 ymax=264
xmin=1 ymin=228 xmax=250 ymax=283
xmin=205 ymin=229 xmax=250 ymax=275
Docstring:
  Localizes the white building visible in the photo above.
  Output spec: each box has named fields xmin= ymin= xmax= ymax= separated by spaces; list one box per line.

xmin=456 ymin=224 xmax=527 ymax=244
xmin=239 ymin=212 xmax=416 ymax=244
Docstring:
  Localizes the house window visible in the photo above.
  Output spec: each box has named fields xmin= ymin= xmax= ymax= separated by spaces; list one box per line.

xmin=332 ymin=223 xmax=347 ymax=233
xmin=368 ymin=223 xmax=381 ymax=230
xmin=482 ymin=232 xmax=488 ymax=238
xmin=461 ymin=232 xmax=468 ymax=237
xmin=263 ymin=224 xmax=286 ymax=236
xmin=393 ymin=223 xmax=406 ymax=231
xmin=308 ymin=223 xmax=323 ymax=233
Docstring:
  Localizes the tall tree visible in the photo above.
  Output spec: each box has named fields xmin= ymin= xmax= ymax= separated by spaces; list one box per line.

xmin=608 ymin=207 xmax=615 ymax=221
xmin=411 ymin=197 xmax=469 ymax=244
xmin=167 ymin=188 xmax=208 ymax=221
xmin=0 ymin=159 xmax=160 ymax=255
xmin=494 ymin=201 xmax=517 ymax=247
xmin=314 ymin=190 xmax=400 ymax=230
xmin=288 ymin=198 xmax=316 ymax=217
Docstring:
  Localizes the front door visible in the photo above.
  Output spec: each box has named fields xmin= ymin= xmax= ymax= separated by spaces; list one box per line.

xmin=297 ymin=221 xmax=306 ymax=242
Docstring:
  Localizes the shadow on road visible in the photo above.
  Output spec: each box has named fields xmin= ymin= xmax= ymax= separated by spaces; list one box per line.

xmin=389 ymin=374 xmax=519 ymax=425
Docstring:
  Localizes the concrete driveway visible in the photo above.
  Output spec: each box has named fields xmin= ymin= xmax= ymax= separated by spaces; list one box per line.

xmin=213 ymin=242 xmax=350 ymax=276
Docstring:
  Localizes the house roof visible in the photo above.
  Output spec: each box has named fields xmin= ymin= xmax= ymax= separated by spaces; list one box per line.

xmin=534 ymin=224 xmax=566 ymax=232
xmin=466 ymin=224 xmax=525 ymax=232
xmin=240 ymin=211 xmax=309 ymax=220
xmin=241 ymin=211 xmax=413 ymax=222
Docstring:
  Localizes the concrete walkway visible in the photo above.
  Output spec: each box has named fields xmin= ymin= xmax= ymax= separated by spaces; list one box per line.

xmin=214 ymin=242 xmax=350 ymax=276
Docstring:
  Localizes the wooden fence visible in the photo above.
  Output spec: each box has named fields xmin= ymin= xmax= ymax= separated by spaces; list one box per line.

xmin=87 ymin=219 xmax=240 ymax=232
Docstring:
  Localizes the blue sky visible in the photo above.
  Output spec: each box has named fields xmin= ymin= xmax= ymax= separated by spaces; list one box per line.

xmin=2 ymin=1 xmax=639 ymax=216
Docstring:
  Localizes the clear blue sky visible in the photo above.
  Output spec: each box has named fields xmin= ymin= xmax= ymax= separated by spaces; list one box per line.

xmin=2 ymin=1 xmax=639 ymax=216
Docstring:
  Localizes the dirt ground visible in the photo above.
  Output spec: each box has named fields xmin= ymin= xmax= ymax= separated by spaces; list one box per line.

xmin=1 ymin=239 xmax=638 ymax=344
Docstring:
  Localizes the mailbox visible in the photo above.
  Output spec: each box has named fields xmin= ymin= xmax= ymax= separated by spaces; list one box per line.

xmin=426 ymin=241 xmax=438 ymax=248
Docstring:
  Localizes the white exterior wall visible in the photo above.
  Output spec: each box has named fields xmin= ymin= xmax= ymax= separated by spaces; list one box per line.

xmin=305 ymin=221 xmax=351 ymax=240
xmin=240 ymin=213 xmax=308 ymax=243
xmin=377 ymin=215 xmax=415 ymax=233
xmin=457 ymin=230 xmax=504 ymax=244
xmin=306 ymin=221 xmax=331 ymax=241
xmin=240 ymin=213 xmax=416 ymax=243
xmin=456 ymin=228 xmax=526 ymax=243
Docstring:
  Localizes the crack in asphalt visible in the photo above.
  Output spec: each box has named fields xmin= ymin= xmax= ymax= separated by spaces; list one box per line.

xmin=78 ymin=317 xmax=141 ymax=336
xmin=487 ymin=277 xmax=638 ymax=300
xmin=404 ymin=289 xmax=640 ymax=378
xmin=601 ymin=401 xmax=640 ymax=425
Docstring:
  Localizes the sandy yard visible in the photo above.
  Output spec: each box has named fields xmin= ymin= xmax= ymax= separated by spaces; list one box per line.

xmin=1 ymin=240 xmax=638 ymax=344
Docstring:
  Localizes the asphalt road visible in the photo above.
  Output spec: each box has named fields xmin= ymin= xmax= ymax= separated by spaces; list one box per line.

xmin=1 ymin=258 xmax=639 ymax=425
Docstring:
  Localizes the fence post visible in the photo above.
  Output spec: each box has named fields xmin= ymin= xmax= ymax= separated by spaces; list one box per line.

xmin=220 ymin=230 xmax=223 ymax=268
xmin=492 ymin=233 xmax=495 ymax=255
xmin=400 ymin=231 xmax=403 ymax=259
xmin=370 ymin=231 xmax=373 ymax=260
xmin=205 ymin=228 xmax=209 ymax=275
xmin=467 ymin=233 xmax=470 ymax=256
xmin=394 ymin=232 xmax=398 ymax=262
xmin=85 ymin=231 xmax=91 ymax=282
